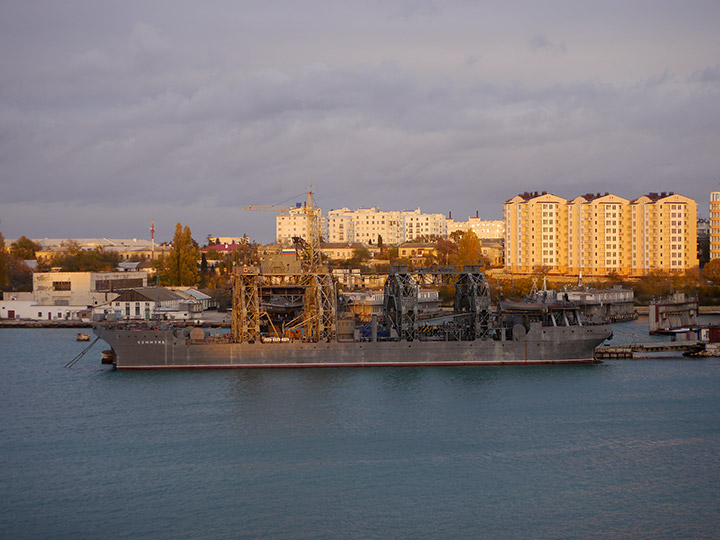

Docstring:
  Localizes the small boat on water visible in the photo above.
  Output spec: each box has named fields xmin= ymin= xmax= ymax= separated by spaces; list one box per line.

xmin=76 ymin=333 xmax=91 ymax=342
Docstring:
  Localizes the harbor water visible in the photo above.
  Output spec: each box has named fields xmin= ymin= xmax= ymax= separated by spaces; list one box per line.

xmin=1 ymin=324 xmax=719 ymax=539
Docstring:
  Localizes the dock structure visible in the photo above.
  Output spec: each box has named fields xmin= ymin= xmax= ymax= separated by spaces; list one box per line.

xmin=595 ymin=341 xmax=701 ymax=359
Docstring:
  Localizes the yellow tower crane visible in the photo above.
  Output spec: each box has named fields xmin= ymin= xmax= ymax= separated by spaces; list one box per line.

xmin=243 ymin=189 xmax=321 ymax=272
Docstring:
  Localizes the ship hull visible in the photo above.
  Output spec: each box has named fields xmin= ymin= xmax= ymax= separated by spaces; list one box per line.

xmin=94 ymin=324 xmax=611 ymax=369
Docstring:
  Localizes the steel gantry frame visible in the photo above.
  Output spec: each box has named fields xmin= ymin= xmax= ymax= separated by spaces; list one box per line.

xmin=302 ymin=273 xmax=338 ymax=342
xmin=232 ymin=268 xmax=337 ymax=343
xmin=453 ymin=267 xmax=492 ymax=340
xmin=234 ymin=265 xmax=491 ymax=344
xmin=382 ymin=266 xmax=492 ymax=342
xmin=383 ymin=272 xmax=419 ymax=341
xmin=232 ymin=267 xmax=261 ymax=343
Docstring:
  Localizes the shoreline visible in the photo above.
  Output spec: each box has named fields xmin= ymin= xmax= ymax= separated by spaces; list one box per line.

xmin=2 ymin=306 xmax=719 ymax=329
xmin=0 ymin=320 xmax=231 ymax=329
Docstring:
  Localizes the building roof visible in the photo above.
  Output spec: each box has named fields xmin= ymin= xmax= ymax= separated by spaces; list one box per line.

xmin=201 ymin=243 xmax=245 ymax=252
xmin=117 ymin=261 xmax=142 ymax=270
xmin=505 ymin=191 xmax=549 ymax=203
xmin=320 ymin=242 xmax=373 ymax=250
xmin=13 ymin=238 xmax=155 ymax=249
xmin=112 ymin=287 xmax=184 ymax=303
xmin=399 ymin=242 xmax=435 ymax=248
xmin=170 ymin=287 xmax=212 ymax=301
xmin=631 ymin=191 xmax=679 ymax=203
xmin=578 ymin=192 xmax=610 ymax=201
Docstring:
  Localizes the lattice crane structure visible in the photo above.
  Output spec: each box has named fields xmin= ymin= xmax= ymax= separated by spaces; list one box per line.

xmin=232 ymin=266 xmax=261 ymax=342
xmin=383 ymin=269 xmax=419 ymax=341
xmin=382 ymin=266 xmax=493 ymax=342
xmin=453 ymin=266 xmax=492 ymax=340
xmin=238 ymin=190 xmax=337 ymax=343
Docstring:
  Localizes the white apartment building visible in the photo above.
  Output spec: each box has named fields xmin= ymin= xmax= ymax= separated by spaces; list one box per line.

xmin=446 ymin=216 xmax=505 ymax=239
xmin=276 ymin=207 xmax=327 ymax=244
xmin=403 ymin=208 xmax=448 ymax=241
xmin=279 ymin=205 xmax=496 ymax=246
xmin=326 ymin=207 xmax=447 ymax=245
xmin=328 ymin=207 xmax=405 ymax=245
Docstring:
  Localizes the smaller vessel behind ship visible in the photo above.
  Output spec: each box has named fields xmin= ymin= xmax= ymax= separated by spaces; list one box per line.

xmin=94 ymin=265 xmax=612 ymax=369
xmin=528 ymin=278 xmax=637 ymax=324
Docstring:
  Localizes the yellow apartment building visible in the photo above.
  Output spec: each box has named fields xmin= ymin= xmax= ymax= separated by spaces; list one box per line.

xmin=505 ymin=191 xmax=698 ymax=276
xmin=710 ymin=187 xmax=720 ymax=260
xmin=504 ymin=192 xmax=568 ymax=274
xmin=628 ymin=192 xmax=698 ymax=274
xmin=566 ymin=193 xmax=632 ymax=276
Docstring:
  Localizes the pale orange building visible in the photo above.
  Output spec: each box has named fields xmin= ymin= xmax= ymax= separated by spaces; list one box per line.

xmin=710 ymin=187 xmax=720 ymax=260
xmin=628 ymin=192 xmax=698 ymax=274
xmin=505 ymin=191 xmax=698 ymax=276
xmin=504 ymin=192 xmax=568 ymax=274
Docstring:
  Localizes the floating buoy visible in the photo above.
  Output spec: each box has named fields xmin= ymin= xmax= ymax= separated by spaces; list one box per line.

xmin=76 ymin=333 xmax=91 ymax=341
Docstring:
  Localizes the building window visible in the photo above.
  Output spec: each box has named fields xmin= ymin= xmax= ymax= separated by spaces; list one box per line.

xmin=52 ymin=281 xmax=71 ymax=291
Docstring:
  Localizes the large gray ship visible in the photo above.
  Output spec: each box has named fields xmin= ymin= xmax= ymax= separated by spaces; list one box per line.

xmin=94 ymin=265 xmax=612 ymax=369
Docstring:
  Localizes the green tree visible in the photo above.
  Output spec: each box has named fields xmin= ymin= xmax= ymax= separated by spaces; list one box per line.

xmin=166 ymin=223 xmax=199 ymax=285
xmin=346 ymin=246 xmax=371 ymax=267
xmin=702 ymin=259 xmax=720 ymax=285
xmin=51 ymin=247 xmax=119 ymax=272
xmin=10 ymin=236 xmax=41 ymax=260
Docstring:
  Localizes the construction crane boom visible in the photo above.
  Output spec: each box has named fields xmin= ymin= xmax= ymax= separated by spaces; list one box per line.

xmin=243 ymin=204 xmax=296 ymax=212
xmin=244 ymin=190 xmax=321 ymax=271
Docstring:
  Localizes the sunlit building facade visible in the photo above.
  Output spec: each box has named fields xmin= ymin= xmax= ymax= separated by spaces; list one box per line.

xmin=505 ymin=191 xmax=698 ymax=276
xmin=446 ymin=216 xmax=505 ymax=239
xmin=325 ymin=207 xmax=446 ymax=245
xmin=710 ymin=187 xmax=720 ymax=260
xmin=276 ymin=207 xmax=326 ymax=245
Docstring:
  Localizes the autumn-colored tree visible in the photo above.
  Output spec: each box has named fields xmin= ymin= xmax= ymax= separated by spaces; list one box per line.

xmin=454 ymin=231 xmax=482 ymax=267
xmin=10 ymin=236 xmax=41 ymax=260
xmin=702 ymin=259 xmax=720 ymax=285
xmin=166 ymin=223 xmax=199 ymax=286
xmin=435 ymin=239 xmax=458 ymax=265
xmin=0 ymin=232 xmax=9 ymax=289
xmin=633 ymin=270 xmax=674 ymax=303
xmin=449 ymin=230 xmax=465 ymax=244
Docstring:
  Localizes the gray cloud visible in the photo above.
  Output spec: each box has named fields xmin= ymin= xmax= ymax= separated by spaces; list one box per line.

xmin=1 ymin=1 xmax=719 ymax=242
xmin=387 ymin=0 xmax=441 ymax=21
xmin=689 ymin=64 xmax=720 ymax=84
xmin=529 ymin=34 xmax=567 ymax=54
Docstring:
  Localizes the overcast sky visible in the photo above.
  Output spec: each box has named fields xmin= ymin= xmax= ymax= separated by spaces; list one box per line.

xmin=1 ymin=0 xmax=719 ymax=244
